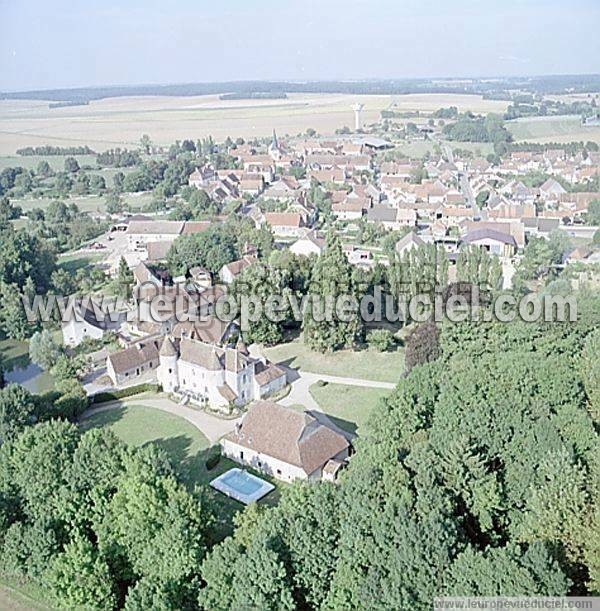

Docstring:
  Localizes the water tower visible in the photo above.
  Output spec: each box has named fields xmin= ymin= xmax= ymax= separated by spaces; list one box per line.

xmin=352 ymin=103 xmax=364 ymax=130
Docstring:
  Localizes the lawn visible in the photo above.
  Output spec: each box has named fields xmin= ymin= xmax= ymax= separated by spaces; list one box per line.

xmin=444 ymin=140 xmax=495 ymax=156
xmin=0 ymin=338 xmax=30 ymax=370
xmin=15 ymin=195 xmax=107 ymax=214
xmin=80 ymin=405 xmax=212 ymax=486
xmin=11 ymin=190 xmax=153 ymax=215
xmin=507 ymin=115 xmax=600 ymax=144
xmin=0 ymin=577 xmax=53 ymax=610
xmin=310 ymin=382 xmax=391 ymax=435
xmin=57 ymin=252 xmax=104 ymax=274
xmin=264 ymin=339 xmax=405 ymax=383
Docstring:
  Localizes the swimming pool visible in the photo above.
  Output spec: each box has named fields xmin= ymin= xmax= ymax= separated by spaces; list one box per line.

xmin=210 ymin=468 xmax=275 ymax=505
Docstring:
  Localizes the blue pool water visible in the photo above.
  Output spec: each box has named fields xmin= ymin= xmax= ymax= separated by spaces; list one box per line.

xmin=222 ymin=470 xmax=262 ymax=495
xmin=210 ymin=468 xmax=275 ymax=504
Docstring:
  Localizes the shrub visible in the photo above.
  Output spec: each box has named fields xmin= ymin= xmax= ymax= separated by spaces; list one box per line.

xmin=367 ymin=329 xmax=395 ymax=352
xmin=205 ymin=447 xmax=221 ymax=471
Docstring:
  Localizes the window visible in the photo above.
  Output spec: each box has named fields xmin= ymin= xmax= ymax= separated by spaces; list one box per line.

xmin=240 ymin=451 xmax=244 ymax=460
xmin=277 ymin=469 xmax=282 ymax=476
xmin=168 ymin=368 xmax=172 ymax=374
xmin=258 ymin=461 xmax=262 ymax=468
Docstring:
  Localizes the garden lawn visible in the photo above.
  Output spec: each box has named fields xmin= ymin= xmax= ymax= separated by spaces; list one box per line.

xmin=57 ymin=252 xmax=104 ymax=274
xmin=264 ymin=339 xmax=405 ymax=383
xmin=308 ymin=382 xmax=391 ymax=435
xmin=80 ymin=405 xmax=212 ymax=487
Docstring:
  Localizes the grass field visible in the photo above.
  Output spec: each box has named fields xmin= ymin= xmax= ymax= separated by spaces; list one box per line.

xmin=507 ymin=115 xmax=600 ymax=144
xmin=13 ymin=190 xmax=153 ymax=214
xmin=0 ymin=577 xmax=52 ymax=610
xmin=308 ymin=382 xmax=391 ymax=435
xmin=80 ymin=405 xmax=212 ymax=487
xmin=57 ymin=251 xmax=104 ymax=271
xmin=0 ymin=93 xmax=508 ymax=154
xmin=264 ymin=339 xmax=405 ymax=383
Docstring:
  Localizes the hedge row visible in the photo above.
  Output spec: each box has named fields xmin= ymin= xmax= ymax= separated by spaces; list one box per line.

xmin=90 ymin=383 xmax=161 ymax=405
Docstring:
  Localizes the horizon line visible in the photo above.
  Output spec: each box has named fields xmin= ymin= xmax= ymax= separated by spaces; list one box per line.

xmin=2 ymin=72 xmax=600 ymax=96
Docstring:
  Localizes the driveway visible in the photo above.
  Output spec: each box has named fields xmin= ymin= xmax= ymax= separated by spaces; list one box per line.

xmin=80 ymin=395 xmax=242 ymax=444
xmin=80 ymin=366 xmax=396 ymax=445
xmin=278 ymin=367 xmax=395 ymax=440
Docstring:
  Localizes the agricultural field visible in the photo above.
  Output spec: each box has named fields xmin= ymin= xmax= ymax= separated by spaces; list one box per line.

xmin=507 ymin=115 xmax=600 ymax=144
xmin=0 ymin=93 xmax=509 ymax=154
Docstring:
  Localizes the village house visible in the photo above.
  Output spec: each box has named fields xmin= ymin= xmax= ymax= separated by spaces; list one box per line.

xmin=366 ymin=205 xmax=417 ymax=229
xmin=220 ymin=401 xmax=350 ymax=482
xmin=126 ymin=220 xmax=184 ymax=251
xmin=106 ymin=336 xmax=162 ymax=385
xmin=264 ymin=212 xmax=306 ymax=238
xmin=62 ymin=300 xmax=123 ymax=347
xmin=239 ymin=174 xmax=265 ymax=196
xmin=395 ymin=231 xmax=425 ymax=256
xmin=462 ymin=228 xmax=518 ymax=257
xmin=219 ymin=254 xmax=257 ymax=284
xmin=289 ymin=230 xmax=326 ymax=257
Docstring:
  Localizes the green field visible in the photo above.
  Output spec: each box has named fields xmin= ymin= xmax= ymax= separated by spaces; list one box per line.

xmin=264 ymin=339 xmax=405 ymax=383
xmin=446 ymin=140 xmax=495 ymax=156
xmin=309 ymin=382 xmax=391 ymax=435
xmin=0 ymin=154 xmax=97 ymax=171
xmin=57 ymin=252 xmax=104 ymax=273
xmin=13 ymin=190 xmax=153 ymax=214
xmin=507 ymin=115 xmax=600 ymax=144
xmin=0 ymin=577 xmax=53 ymax=610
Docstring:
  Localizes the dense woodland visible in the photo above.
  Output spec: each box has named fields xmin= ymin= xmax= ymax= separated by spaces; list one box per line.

xmin=0 ymin=291 xmax=597 ymax=609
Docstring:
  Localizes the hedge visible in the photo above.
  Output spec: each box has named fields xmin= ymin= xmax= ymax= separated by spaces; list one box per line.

xmin=90 ymin=383 xmax=161 ymax=405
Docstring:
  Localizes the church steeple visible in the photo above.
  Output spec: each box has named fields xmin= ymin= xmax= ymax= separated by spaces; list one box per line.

xmin=271 ymin=128 xmax=278 ymax=149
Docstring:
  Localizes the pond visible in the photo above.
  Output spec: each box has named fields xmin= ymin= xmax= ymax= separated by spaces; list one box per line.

xmin=1 ymin=340 xmax=55 ymax=394
xmin=4 ymin=361 xmax=55 ymax=394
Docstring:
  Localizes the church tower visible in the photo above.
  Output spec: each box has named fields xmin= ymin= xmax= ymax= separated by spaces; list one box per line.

xmin=268 ymin=128 xmax=282 ymax=161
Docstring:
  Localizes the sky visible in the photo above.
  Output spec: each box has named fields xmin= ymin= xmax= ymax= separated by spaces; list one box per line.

xmin=0 ymin=0 xmax=599 ymax=92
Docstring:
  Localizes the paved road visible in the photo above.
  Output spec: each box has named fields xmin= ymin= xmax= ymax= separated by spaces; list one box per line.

xmin=80 ymin=396 xmax=242 ymax=444
xmin=442 ymin=141 xmax=484 ymax=221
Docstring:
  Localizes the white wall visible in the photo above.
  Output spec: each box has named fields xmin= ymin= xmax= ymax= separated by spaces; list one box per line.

xmin=62 ymin=319 xmax=104 ymax=347
xmin=221 ymin=439 xmax=308 ymax=482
